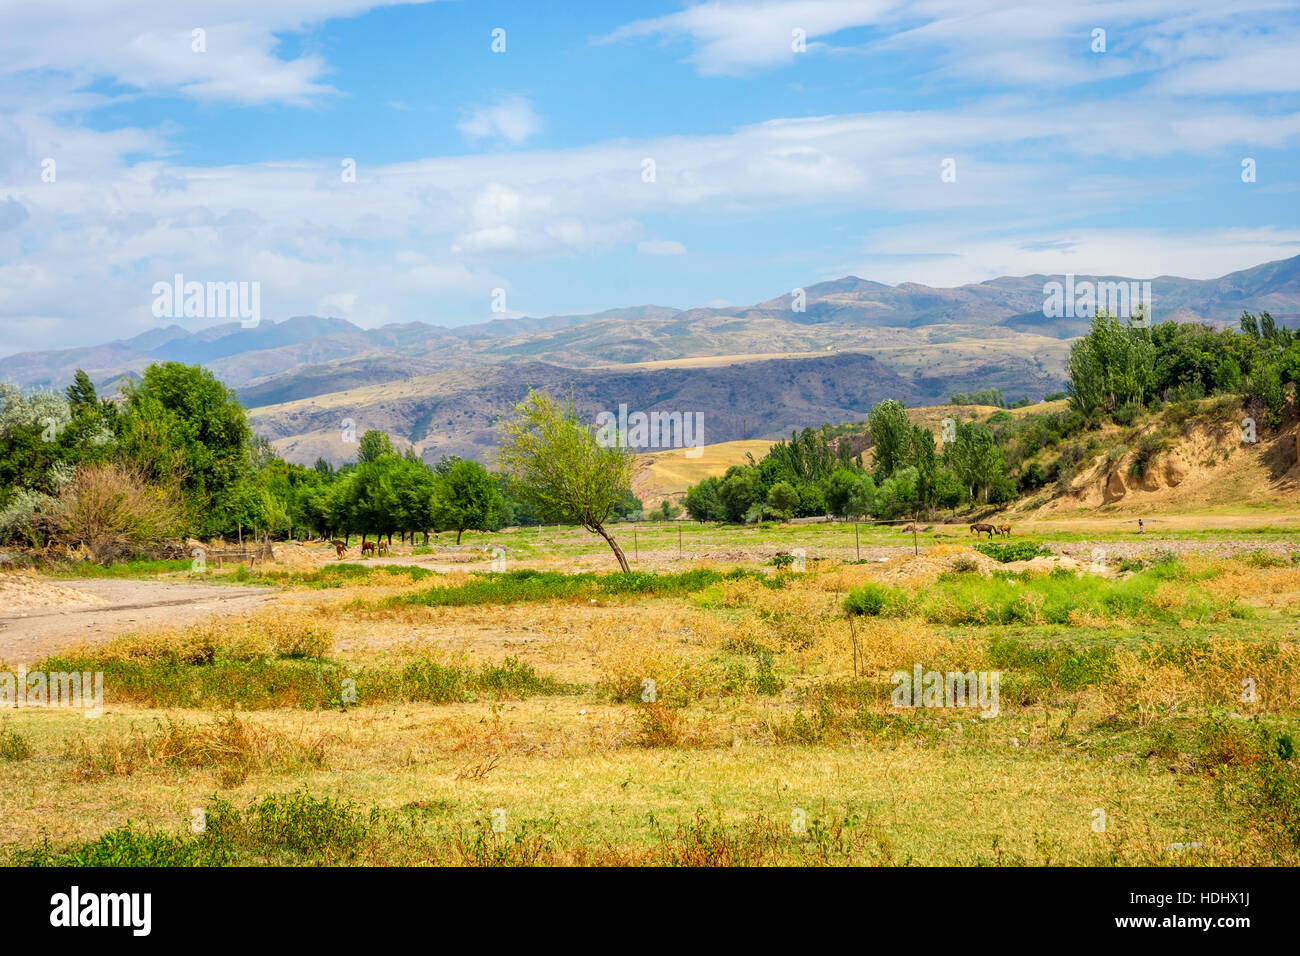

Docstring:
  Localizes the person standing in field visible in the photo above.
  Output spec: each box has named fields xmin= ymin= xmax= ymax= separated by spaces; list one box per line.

xmin=1138 ymin=518 xmax=1144 ymax=534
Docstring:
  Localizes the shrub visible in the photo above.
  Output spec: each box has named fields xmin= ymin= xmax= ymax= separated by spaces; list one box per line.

xmin=973 ymin=541 xmax=1053 ymax=563
xmin=843 ymin=582 xmax=908 ymax=617
xmin=51 ymin=462 xmax=185 ymax=563
xmin=0 ymin=726 xmax=32 ymax=761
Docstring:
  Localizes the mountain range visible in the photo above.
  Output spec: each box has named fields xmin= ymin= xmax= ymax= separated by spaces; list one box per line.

xmin=3 ymin=256 xmax=1298 ymax=465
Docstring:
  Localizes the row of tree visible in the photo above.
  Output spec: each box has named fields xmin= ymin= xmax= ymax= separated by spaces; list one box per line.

xmin=682 ymin=399 xmax=1013 ymax=524
xmin=1068 ymin=309 xmax=1300 ymax=426
xmin=680 ymin=311 xmax=1299 ymax=524
xmin=0 ymin=364 xmax=647 ymax=562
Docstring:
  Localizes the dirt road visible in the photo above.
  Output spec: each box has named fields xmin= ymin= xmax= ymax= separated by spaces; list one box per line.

xmin=0 ymin=579 xmax=275 ymax=664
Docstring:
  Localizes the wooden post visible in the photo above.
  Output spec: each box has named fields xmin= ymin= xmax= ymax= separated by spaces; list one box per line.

xmin=913 ymin=524 xmax=919 ymax=556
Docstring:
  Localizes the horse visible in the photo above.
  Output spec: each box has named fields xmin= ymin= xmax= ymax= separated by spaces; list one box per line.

xmin=376 ymin=540 xmax=389 ymax=556
xmin=969 ymin=523 xmax=996 ymax=538
xmin=361 ymin=540 xmax=376 ymax=557
xmin=998 ymin=524 xmax=1012 ymax=538
xmin=331 ymin=540 xmax=347 ymax=559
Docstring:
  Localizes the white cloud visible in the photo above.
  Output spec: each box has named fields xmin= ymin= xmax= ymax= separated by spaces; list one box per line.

xmin=458 ymin=95 xmax=542 ymax=146
xmin=638 ymin=239 xmax=687 ymax=255
xmin=605 ymin=0 xmax=895 ymax=75
xmin=607 ymin=0 xmax=1300 ymax=96
xmin=0 ymin=1 xmax=441 ymax=107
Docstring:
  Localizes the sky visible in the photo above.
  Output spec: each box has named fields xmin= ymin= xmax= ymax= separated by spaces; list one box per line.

xmin=1 ymin=0 xmax=1298 ymax=356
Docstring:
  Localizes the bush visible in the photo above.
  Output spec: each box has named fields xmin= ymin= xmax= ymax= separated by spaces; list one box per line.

xmin=842 ymin=582 xmax=908 ymax=617
xmin=0 ymin=727 xmax=32 ymax=761
xmin=973 ymin=541 xmax=1053 ymax=563
xmin=51 ymin=462 xmax=185 ymax=563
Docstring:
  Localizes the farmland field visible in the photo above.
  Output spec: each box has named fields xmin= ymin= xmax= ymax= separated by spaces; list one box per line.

xmin=3 ymin=518 xmax=1297 ymax=867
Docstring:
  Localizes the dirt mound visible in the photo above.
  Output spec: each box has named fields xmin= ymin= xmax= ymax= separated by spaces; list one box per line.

xmin=873 ymin=546 xmax=1100 ymax=583
xmin=1029 ymin=411 xmax=1299 ymax=517
xmin=0 ymin=571 xmax=105 ymax=612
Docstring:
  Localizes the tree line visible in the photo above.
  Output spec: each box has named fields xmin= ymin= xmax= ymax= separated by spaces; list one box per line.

xmin=681 ymin=310 xmax=1299 ymax=524
xmin=0 ymin=363 xmax=644 ymax=561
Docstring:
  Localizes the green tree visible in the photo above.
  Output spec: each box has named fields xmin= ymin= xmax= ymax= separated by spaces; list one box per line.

xmin=356 ymin=430 xmax=395 ymax=464
xmin=765 ymin=480 xmax=800 ymax=520
xmin=119 ymin=362 xmax=253 ymax=537
xmin=683 ymin=476 xmax=726 ymax=522
xmin=430 ymin=459 xmax=503 ymax=544
xmin=868 ymin=399 xmax=911 ymax=480
xmin=496 ymin=389 xmax=635 ymax=571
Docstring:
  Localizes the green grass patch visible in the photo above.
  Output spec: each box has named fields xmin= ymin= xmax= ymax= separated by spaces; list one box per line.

xmin=32 ymin=651 xmax=574 ymax=710
xmin=390 ymin=568 xmax=783 ymax=608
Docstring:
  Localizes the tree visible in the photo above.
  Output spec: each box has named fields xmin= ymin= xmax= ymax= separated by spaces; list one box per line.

xmin=765 ymin=481 xmax=800 ymax=520
xmin=944 ymin=420 xmax=1006 ymax=504
xmin=430 ymin=459 xmax=503 ymax=544
xmin=683 ymin=477 xmax=726 ymax=522
xmin=356 ymin=430 xmax=394 ymax=464
xmin=655 ymin=499 xmax=682 ymax=521
xmin=119 ymin=362 xmax=253 ymax=537
xmin=496 ymin=389 xmax=635 ymax=571
xmin=824 ymin=467 xmax=861 ymax=519
xmin=868 ymin=400 xmax=911 ymax=480
xmin=718 ymin=465 xmax=762 ymax=523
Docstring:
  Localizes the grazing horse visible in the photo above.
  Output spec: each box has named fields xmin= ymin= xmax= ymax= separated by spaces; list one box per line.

xmin=376 ymin=541 xmax=388 ymax=556
xmin=331 ymin=540 xmax=347 ymax=559
xmin=361 ymin=540 xmax=376 ymax=557
xmin=998 ymin=524 xmax=1012 ymax=538
xmin=969 ymin=522 xmax=996 ymax=538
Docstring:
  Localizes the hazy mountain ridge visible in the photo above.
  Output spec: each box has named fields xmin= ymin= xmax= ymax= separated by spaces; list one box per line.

xmin=5 ymin=256 xmax=1296 ymax=393
xmin=3 ymin=256 xmax=1297 ymax=466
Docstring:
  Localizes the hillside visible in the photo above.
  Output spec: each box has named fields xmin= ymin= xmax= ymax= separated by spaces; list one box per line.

xmin=634 ymin=397 xmax=1300 ymax=521
xmin=250 ymin=351 xmax=931 ymax=465
xmin=6 ymin=255 xmax=1299 ymax=469
xmin=1020 ymin=404 xmax=1300 ymax=518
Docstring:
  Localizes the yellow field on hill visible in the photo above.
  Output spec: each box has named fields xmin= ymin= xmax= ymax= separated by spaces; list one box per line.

xmin=633 ymin=439 xmax=773 ymax=507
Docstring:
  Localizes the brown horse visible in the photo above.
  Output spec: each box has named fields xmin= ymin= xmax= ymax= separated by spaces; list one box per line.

xmin=998 ymin=524 xmax=1012 ymax=538
xmin=331 ymin=540 xmax=347 ymax=559
xmin=969 ymin=523 xmax=996 ymax=538
xmin=361 ymin=540 xmax=376 ymax=557
xmin=376 ymin=540 xmax=388 ymax=556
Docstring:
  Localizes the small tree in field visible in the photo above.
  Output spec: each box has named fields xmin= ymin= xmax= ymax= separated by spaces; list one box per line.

xmin=430 ymin=459 xmax=503 ymax=544
xmin=496 ymin=389 xmax=634 ymax=571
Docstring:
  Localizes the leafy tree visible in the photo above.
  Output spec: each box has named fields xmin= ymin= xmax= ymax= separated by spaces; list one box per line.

xmin=496 ymin=389 xmax=635 ymax=571
xmin=431 ymin=458 xmax=503 ymax=544
xmin=718 ymin=465 xmax=762 ymax=523
xmin=867 ymin=399 xmax=911 ymax=480
xmin=356 ymin=429 xmax=394 ymax=464
xmin=119 ymin=362 xmax=253 ymax=537
xmin=765 ymin=481 xmax=800 ymax=520
xmin=655 ymin=499 xmax=682 ymax=521
xmin=683 ymin=476 xmax=726 ymax=522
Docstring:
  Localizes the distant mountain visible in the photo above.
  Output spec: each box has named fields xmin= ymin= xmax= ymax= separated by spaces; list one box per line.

xmin=248 ymin=352 xmax=939 ymax=465
xmin=3 ymin=255 xmax=1297 ymax=465
xmin=5 ymin=256 xmax=1297 ymax=394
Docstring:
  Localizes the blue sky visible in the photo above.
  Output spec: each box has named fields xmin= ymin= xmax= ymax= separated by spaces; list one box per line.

xmin=1 ymin=0 xmax=1298 ymax=355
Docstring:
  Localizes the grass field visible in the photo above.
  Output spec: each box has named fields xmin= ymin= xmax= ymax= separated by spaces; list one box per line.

xmin=4 ymin=523 xmax=1299 ymax=866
